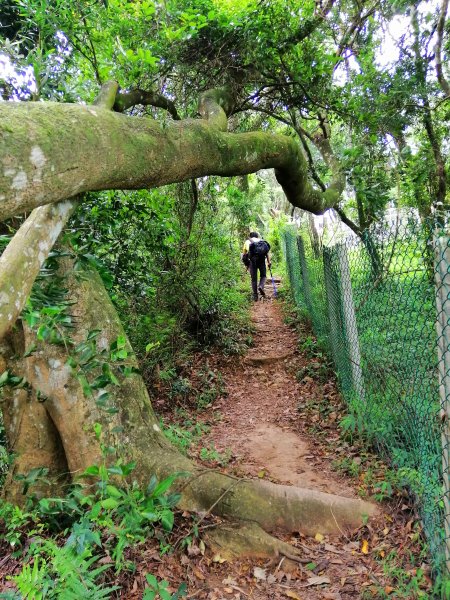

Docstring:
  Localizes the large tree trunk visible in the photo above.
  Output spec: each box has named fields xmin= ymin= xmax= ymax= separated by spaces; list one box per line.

xmin=0 ymin=87 xmax=365 ymax=556
xmin=1 ymin=259 xmax=375 ymax=540
xmin=0 ymin=86 xmax=345 ymax=340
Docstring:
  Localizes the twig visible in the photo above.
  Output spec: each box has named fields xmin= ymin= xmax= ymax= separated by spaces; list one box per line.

xmin=330 ymin=503 xmax=351 ymax=540
xmin=173 ymin=479 xmax=242 ymax=549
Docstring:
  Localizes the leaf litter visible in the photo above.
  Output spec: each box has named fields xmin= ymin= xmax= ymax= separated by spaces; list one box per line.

xmin=0 ymin=283 xmax=434 ymax=598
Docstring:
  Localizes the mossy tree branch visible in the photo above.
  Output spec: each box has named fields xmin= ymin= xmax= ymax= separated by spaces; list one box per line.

xmin=0 ymin=89 xmax=343 ymax=222
xmin=113 ymin=88 xmax=180 ymax=119
xmin=0 ymin=84 xmax=344 ymax=335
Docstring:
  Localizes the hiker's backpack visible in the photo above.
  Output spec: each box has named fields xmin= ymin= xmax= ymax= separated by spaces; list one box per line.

xmin=249 ymin=239 xmax=270 ymax=261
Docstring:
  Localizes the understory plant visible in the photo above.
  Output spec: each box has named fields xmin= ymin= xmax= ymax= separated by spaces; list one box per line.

xmin=0 ymin=459 xmax=187 ymax=599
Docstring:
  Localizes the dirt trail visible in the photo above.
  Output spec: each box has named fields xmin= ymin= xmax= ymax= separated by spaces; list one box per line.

xmin=189 ymin=281 xmax=387 ymax=599
xmin=148 ymin=278 xmax=428 ymax=600
xmin=202 ymin=283 xmax=354 ymax=499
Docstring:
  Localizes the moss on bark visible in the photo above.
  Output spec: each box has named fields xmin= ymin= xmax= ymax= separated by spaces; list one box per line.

xmin=0 ymin=101 xmax=343 ymax=221
xmin=1 ymin=261 xmax=375 ymax=536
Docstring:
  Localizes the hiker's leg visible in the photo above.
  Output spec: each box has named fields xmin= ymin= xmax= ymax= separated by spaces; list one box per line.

xmin=249 ymin=262 xmax=258 ymax=300
xmin=258 ymin=259 xmax=267 ymax=292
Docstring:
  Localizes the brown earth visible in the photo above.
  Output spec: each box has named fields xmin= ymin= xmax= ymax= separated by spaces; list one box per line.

xmin=0 ymin=278 xmax=433 ymax=599
xmin=200 ymin=293 xmax=354 ymax=499
xmin=172 ymin=279 xmax=432 ymax=600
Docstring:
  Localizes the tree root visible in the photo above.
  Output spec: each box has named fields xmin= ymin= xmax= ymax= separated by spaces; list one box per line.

xmin=204 ymin=521 xmax=302 ymax=563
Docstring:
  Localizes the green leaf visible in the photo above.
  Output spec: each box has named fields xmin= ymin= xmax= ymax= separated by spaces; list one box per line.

xmin=101 ymin=497 xmax=119 ymax=510
xmin=146 ymin=474 xmax=158 ymax=495
xmin=106 ymin=485 xmax=122 ymax=498
xmin=152 ymin=473 xmax=182 ymax=497
xmin=140 ymin=511 xmax=158 ymax=521
xmin=87 ymin=329 xmax=101 ymax=341
xmin=82 ymin=465 xmax=100 ymax=477
xmin=93 ymin=423 xmax=102 ymax=441
xmin=89 ymin=501 xmax=102 ymax=519
xmin=23 ymin=344 xmax=37 ymax=358
xmin=107 ymin=465 xmax=125 ymax=476
xmin=77 ymin=372 xmax=92 ymax=397
xmin=172 ymin=583 xmax=187 ymax=599
xmin=120 ymin=461 xmax=136 ymax=476
xmin=160 ymin=509 xmax=174 ymax=531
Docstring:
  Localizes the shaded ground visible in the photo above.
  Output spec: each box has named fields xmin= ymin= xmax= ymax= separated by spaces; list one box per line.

xmin=200 ymin=295 xmax=354 ymax=498
xmin=0 ymin=278 xmax=433 ymax=599
xmin=153 ymin=278 xmax=432 ymax=599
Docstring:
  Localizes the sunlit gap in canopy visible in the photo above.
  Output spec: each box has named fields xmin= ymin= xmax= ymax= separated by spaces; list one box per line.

xmin=0 ymin=30 xmax=71 ymax=101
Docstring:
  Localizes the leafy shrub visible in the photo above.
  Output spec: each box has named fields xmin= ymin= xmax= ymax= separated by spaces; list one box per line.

xmin=0 ymin=462 xmax=186 ymax=597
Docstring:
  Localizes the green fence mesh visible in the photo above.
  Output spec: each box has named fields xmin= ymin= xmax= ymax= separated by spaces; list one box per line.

xmin=283 ymin=215 xmax=450 ymax=580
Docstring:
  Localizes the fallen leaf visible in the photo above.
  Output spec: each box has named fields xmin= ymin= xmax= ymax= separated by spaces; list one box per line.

xmin=361 ymin=540 xmax=369 ymax=554
xmin=187 ymin=543 xmax=201 ymax=557
xmin=324 ymin=544 xmax=341 ymax=553
xmin=223 ymin=588 xmax=233 ymax=593
xmin=314 ymin=533 xmax=324 ymax=542
xmin=193 ymin=567 xmax=205 ymax=580
xmin=384 ymin=586 xmax=395 ymax=595
xmin=199 ymin=540 xmax=206 ymax=555
xmin=213 ymin=554 xmax=226 ymax=563
xmin=305 ymin=575 xmax=331 ymax=586
xmin=285 ymin=591 xmax=302 ymax=599
xmin=253 ymin=566 xmax=267 ymax=581
xmin=222 ymin=577 xmax=238 ymax=586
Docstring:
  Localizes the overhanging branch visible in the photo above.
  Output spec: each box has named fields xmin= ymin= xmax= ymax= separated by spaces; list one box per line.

xmin=114 ymin=88 xmax=180 ymax=120
xmin=0 ymin=88 xmax=343 ymax=222
xmin=0 ymin=84 xmax=345 ymax=337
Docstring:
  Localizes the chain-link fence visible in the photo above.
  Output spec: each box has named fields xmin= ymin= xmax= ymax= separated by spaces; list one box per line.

xmin=283 ymin=215 xmax=450 ymax=580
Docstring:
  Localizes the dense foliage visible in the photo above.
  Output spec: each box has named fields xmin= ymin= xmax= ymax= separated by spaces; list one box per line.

xmin=2 ymin=0 xmax=450 ymax=595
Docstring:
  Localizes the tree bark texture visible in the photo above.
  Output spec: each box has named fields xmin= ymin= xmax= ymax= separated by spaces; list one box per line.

xmin=0 ymin=88 xmax=366 ymax=545
xmin=0 ymin=200 xmax=77 ymax=340
xmin=0 ymin=101 xmax=343 ymax=222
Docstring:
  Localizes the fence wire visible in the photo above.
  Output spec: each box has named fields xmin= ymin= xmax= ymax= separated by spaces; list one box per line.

xmin=283 ymin=216 xmax=450 ymax=580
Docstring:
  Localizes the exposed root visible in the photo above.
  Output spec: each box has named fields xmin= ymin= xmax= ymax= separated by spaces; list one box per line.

xmin=204 ymin=521 xmax=301 ymax=563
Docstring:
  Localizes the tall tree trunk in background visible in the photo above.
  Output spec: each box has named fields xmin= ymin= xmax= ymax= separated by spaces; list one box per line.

xmin=411 ymin=5 xmax=447 ymax=212
xmin=308 ymin=213 xmax=322 ymax=258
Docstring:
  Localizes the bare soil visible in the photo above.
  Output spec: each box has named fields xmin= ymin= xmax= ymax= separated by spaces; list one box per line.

xmin=0 ymin=279 xmax=433 ymax=599
xmin=200 ymin=295 xmax=354 ymax=499
xmin=170 ymin=279 xmax=432 ymax=600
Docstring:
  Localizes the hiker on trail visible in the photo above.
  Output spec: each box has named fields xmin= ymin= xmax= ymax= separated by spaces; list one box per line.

xmin=242 ymin=232 xmax=271 ymax=301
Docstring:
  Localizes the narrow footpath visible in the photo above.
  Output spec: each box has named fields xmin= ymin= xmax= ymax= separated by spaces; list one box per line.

xmin=186 ymin=279 xmax=428 ymax=600
xmin=202 ymin=290 xmax=354 ymax=500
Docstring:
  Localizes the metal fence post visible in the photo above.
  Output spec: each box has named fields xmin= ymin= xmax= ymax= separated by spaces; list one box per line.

xmin=297 ymin=236 xmax=313 ymax=315
xmin=323 ymin=248 xmax=341 ymax=369
xmin=434 ymin=234 xmax=450 ymax=574
xmin=335 ymin=243 xmax=366 ymax=402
